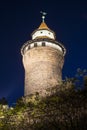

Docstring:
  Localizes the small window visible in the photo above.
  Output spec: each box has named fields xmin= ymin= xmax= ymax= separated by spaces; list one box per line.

xmin=34 ymin=43 xmax=37 ymax=47
xmin=40 ymin=31 xmax=43 ymax=33
xmin=28 ymin=45 xmax=30 ymax=49
xmin=42 ymin=42 xmax=45 ymax=46
xmin=48 ymin=32 xmax=50 ymax=35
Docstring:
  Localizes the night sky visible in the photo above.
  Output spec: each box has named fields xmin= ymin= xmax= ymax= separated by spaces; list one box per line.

xmin=0 ymin=0 xmax=87 ymax=105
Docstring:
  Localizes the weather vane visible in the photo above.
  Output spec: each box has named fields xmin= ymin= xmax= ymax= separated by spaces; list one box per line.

xmin=40 ymin=11 xmax=47 ymax=22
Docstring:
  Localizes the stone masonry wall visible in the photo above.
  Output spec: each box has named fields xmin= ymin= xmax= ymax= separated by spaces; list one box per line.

xmin=23 ymin=46 xmax=64 ymax=96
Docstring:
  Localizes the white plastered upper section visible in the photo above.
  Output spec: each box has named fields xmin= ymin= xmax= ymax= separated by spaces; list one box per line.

xmin=32 ymin=30 xmax=55 ymax=40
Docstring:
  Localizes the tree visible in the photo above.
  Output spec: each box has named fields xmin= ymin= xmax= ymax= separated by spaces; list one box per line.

xmin=0 ymin=97 xmax=8 ymax=105
xmin=0 ymin=69 xmax=87 ymax=130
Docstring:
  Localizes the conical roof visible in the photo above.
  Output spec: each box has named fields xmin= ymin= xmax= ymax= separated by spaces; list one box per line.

xmin=38 ymin=22 xmax=50 ymax=30
xmin=31 ymin=21 xmax=56 ymax=40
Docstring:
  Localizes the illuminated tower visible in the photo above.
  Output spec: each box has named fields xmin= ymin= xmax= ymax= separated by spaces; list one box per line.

xmin=21 ymin=12 xmax=66 ymax=96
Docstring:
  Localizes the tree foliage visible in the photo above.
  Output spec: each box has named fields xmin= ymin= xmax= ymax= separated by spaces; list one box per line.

xmin=0 ymin=69 xmax=87 ymax=130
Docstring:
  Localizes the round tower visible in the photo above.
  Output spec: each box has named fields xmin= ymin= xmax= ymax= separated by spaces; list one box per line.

xmin=21 ymin=14 xmax=66 ymax=96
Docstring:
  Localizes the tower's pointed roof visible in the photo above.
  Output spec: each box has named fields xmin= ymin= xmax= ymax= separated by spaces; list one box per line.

xmin=32 ymin=21 xmax=56 ymax=40
xmin=38 ymin=21 xmax=50 ymax=30
xmin=31 ymin=12 xmax=56 ymax=40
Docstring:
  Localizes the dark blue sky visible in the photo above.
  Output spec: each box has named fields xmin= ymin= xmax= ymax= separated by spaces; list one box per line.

xmin=0 ymin=0 xmax=87 ymax=105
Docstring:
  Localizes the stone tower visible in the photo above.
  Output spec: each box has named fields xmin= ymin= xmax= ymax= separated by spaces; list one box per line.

xmin=21 ymin=13 xmax=66 ymax=96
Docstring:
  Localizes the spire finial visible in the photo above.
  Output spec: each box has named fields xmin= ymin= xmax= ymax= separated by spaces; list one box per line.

xmin=40 ymin=11 xmax=47 ymax=22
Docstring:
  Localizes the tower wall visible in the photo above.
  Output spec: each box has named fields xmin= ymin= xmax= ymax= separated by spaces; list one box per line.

xmin=23 ymin=46 xmax=64 ymax=96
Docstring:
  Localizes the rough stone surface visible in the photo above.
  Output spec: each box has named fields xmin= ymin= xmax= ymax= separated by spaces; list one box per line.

xmin=22 ymin=46 xmax=64 ymax=96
